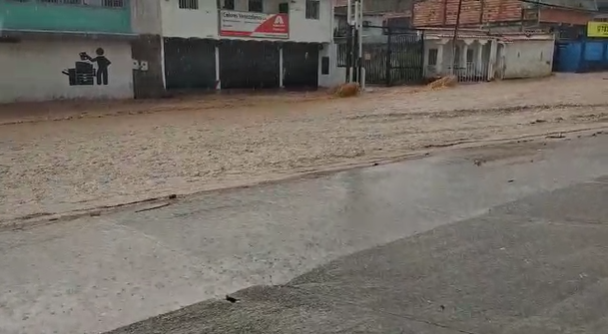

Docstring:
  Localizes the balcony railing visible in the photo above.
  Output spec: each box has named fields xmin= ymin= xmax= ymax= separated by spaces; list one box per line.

xmin=6 ymin=0 xmax=126 ymax=8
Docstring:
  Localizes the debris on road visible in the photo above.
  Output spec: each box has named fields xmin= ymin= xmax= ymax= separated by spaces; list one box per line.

xmin=427 ymin=75 xmax=457 ymax=89
xmin=225 ymin=295 xmax=240 ymax=303
xmin=135 ymin=202 xmax=171 ymax=213
xmin=474 ymin=159 xmax=486 ymax=166
xmin=334 ymin=83 xmax=360 ymax=98
xmin=547 ymin=133 xmax=566 ymax=139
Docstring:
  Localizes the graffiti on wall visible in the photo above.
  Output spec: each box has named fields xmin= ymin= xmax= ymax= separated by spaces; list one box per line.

xmin=61 ymin=47 xmax=112 ymax=86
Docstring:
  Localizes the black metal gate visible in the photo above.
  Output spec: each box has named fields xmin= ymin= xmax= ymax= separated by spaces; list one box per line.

xmin=219 ymin=40 xmax=280 ymax=89
xmin=164 ymin=38 xmax=216 ymax=91
xmin=360 ymin=26 xmax=424 ymax=86
xmin=283 ymin=42 xmax=319 ymax=89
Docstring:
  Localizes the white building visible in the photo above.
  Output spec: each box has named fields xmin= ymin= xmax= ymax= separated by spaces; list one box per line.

xmin=497 ymin=33 xmax=555 ymax=80
xmin=0 ymin=0 xmax=339 ymax=104
xmin=0 ymin=0 xmax=137 ymax=103
xmin=421 ymin=30 xmax=555 ymax=82
xmin=422 ymin=29 xmax=499 ymax=82
xmin=151 ymin=0 xmax=339 ymax=90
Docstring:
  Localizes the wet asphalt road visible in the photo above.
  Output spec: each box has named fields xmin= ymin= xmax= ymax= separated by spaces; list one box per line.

xmin=1 ymin=135 xmax=607 ymax=334
xmin=107 ymin=174 xmax=608 ymax=334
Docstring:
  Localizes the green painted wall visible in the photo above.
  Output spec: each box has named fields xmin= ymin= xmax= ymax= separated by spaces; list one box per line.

xmin=0 ymin=0 xmax=131 ymax=34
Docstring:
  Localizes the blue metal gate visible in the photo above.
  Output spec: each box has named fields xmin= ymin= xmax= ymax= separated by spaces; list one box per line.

xmin=555 ymin=38 xmax=608 ymax=73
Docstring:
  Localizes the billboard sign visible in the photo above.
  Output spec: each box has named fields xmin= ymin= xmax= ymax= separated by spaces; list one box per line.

xmin=587 ymin=22 xmax=608 ymax=37
xmin=219 ymin=10 xmax=289 ymax=39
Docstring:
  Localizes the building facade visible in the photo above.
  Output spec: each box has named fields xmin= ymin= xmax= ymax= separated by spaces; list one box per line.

xmin=334 ymin=0 xmax=412 ymax=14
xmin=421 ymin=29 xmax=498 ymax=82
xmin=155 ymin=0 xmax=336 ymax=91
xmin=0 ymin=0 xmax=338 ymax=104
xmin=0 ymin=0 xmax=137 ymax=103
xmin=412 ymin=0 xmax=597 ymax=36
xmin=333 ymin=0 xmax=412 ymax=37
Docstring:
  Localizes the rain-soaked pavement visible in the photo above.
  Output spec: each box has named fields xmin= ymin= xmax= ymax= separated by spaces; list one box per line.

xmin=1 ymin=135 xmax=608 ymax=334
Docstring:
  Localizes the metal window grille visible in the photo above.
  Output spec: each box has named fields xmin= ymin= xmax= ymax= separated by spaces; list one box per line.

xmin=179 ymin=0 xmax=198 ymax=10
xmin=223 ymin=0 xmax=234 ymax=10
xmin=306 ymin=0 xmax=320 ymax=19
xmin=428 ymin=49 xmax=438 ymax=66
xmin=101 ymin=0 xmax=124 ymax=7
xmin=248 ymin=0 xmax=263 ymax=12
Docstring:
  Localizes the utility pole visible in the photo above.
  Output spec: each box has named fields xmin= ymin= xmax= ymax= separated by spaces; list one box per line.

xmin=450 ymin=0 xmax=464 ymax=75
xmin=346 ymin=0 xmax=363 ymax=84
xmin=347 ymin=0 xmax=353 ymax=83
xmin=358 ymin=0 xmax=364 ymax=87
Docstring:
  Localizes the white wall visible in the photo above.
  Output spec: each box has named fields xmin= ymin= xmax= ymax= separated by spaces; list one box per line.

xmin=288 ymin=0 xmax=333 ymax=43
xmin=0 ymin=39 xmax=133 ymax=103
xmin=503 ymin=39 xmax=555 ymax=79
xmin=318 ymin=43 xmax=346 ymax=87
xmin=161 ymin=0 xmax=332 ymax=42
xmin=422 ymin=40 xmax=445 ymax=78
xmin=161 ymin=0 xmax=218 ymax=38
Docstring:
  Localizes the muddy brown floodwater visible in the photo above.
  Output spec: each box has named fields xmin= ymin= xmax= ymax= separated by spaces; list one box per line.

xmin=1 ymin=73 xmax=608 ymax=223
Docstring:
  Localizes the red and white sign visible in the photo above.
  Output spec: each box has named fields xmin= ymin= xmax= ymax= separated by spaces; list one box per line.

xmin=220 ymin=10 xmax=289 ymax=39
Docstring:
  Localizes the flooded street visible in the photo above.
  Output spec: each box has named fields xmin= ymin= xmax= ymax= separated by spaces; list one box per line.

xmin=1 ymin=73 xmax=608 ymax=223
xmin=5 ymin=0 xmax=606 ymax=333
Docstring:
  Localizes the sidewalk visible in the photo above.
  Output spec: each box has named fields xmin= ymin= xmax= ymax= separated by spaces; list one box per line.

xmin=1 ymin=73 xmax=608 ymax=223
